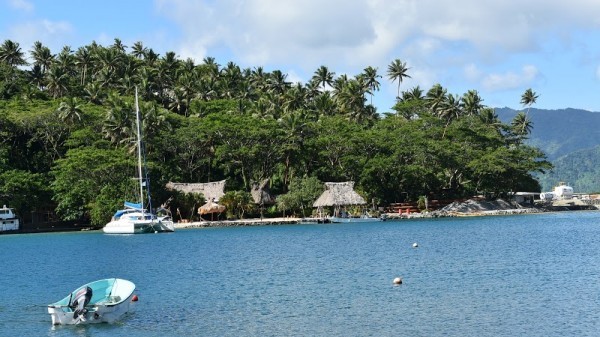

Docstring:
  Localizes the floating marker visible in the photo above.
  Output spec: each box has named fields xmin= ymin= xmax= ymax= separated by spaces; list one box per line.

xmin=393 ymin=277 xmax=402 ymax=285
xmin=412 ymin=242 xmax=418 ymax=248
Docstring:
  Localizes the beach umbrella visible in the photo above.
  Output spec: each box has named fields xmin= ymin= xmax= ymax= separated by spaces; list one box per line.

xmin=198 ymin=199 xmax=226 ymax=220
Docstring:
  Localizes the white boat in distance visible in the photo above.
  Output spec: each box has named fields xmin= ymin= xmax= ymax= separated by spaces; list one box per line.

xmin=103 ymin=202 xmax=174 ymax=234
xmin=329 ymin=214 xmax=384 ymax=223
xmin=329 ymin=210 xmax=384 ymax=223
xmin=103 ymin=89 xmax=174 ymax=234
xmin=47 ymin=278 xmax=136 ymax=325
xmin=0 ymin=205 xmax=20 ymax=232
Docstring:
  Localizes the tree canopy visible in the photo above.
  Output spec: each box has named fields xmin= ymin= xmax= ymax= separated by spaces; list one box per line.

xmin=0 ymin=38 xmax=551 ymax=225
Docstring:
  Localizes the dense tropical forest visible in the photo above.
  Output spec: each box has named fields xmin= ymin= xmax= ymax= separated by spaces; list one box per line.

xmin=0 ymin=38 xmax=551 ymax=226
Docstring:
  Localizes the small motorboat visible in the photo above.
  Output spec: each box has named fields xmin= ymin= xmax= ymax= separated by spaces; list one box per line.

xmin=47 ymin=278 xmax=136 ymax=325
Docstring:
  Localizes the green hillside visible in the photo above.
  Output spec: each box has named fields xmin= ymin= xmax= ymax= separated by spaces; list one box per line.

xmin=535 ymin=146 xmax=600 ymax=193
xmin=496 ymin=107 xmax=600 ymax=192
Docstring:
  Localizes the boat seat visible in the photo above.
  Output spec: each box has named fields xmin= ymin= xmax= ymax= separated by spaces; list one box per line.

xmin=97 ymin=295 xmax=121 ymax=304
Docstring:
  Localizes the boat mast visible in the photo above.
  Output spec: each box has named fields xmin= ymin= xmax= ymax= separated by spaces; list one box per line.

xmin=134 ymin=88 xmax=145 ymax=211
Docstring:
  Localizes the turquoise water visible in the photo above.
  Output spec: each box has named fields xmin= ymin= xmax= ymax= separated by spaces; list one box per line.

xmin=1 ymin=211 xmax=600 ymax=336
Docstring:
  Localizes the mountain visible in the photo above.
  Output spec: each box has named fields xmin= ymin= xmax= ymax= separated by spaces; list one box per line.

xmin=495 ymin=107 xmax=600 ymax=192
xmin=535 ymin=146 xmax=600 ymax=193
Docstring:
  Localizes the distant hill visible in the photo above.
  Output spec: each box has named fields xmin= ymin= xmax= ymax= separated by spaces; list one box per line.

xmin=495 ymin=107 xmax=600 ymax=192
xmin=534 ymin=146 xmax=600 ymax=193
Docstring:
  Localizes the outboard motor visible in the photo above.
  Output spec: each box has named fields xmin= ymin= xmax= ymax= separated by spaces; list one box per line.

xmin=70 ymin=286 xmax=93 ymax=322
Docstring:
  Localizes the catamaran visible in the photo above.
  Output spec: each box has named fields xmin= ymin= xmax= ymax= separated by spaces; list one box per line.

xmin=103 ymin=89 xmax=174 ymax=234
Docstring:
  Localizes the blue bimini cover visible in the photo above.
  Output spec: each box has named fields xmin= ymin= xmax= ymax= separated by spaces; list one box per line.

xmin=124 ymin=201 xmax=143 ymax=210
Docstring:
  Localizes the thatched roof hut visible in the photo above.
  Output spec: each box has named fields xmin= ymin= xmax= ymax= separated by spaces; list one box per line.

xmin=312 ymin=181 xmax=366 ymax=207
xmin=166 ymin=180 xmax=226 ymax=201
xmin=251 ymin=179 xmax=275 ymax=205
xmin=198 ymin=199 xmax=226 ymax=215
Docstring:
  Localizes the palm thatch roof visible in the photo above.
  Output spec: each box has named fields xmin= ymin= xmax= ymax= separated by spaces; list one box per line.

xmin=251 ymin=179 xmax=275 ymax=205
xmin=166 ymin=180 xmax=226 ymax=201
xmin=198 ymin=199 xmax=226 ymax=215
xmin=312 ymin=181 xmax=366 ymax=207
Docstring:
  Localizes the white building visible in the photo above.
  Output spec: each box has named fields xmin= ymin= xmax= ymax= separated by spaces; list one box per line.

xmin=553 ymin=182 xmax=574 ymax=200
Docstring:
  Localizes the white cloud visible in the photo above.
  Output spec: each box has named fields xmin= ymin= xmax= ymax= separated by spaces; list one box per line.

xmin=482 ymin=65 xmax=540 ymax=91
xmin=154 ymin=0 xmax=600 ymax=69
xmin=8 ymin=0 xmax=34 ymax=12
xmin=464 ymin=64 xmax=482 ymax=82
xmin=9 ymin=20 xmax=73 ymax=54
xmin=150 ymin=0 xmax=600 ymax=110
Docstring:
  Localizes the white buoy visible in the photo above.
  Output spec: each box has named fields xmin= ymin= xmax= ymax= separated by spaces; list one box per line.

xmin=393 ymin=277 xmax=402 ymax=285
xmin=412 ymin=242 xmax=418 ymax=248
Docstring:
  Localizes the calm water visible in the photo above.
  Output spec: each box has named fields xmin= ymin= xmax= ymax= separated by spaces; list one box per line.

xmin=1 ymin=211 xmax=600 ymax=336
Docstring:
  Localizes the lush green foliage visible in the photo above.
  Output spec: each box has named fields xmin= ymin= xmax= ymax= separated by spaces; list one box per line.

xmin=0 ymin=39 xmax=551 ymax=224
xmin=536 ymin=146 xmax=600 ymax=193
xmin=276 ymin=176 xmax=324 ymax=217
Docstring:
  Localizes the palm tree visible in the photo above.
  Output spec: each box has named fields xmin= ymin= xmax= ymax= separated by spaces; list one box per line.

xmin=278 ymin=111 xmax=308 ymax=186
xmin=111 ymin=38 xmax=127 ymax=53
xmin=336 ymin=79 xmax=368 ymax=122
xmin=311 ymin=92 xmax=336 ymax=117
xmin=283 ymin=83 xmax=307 ymax=113
xmin=312 ymin=65 xmax=335 ymax=91
xmin=144 ymin=48 xmax=159 ymax=67
xmin=56 ymin=46 xmax=75 ymax=75
xmin=425 ymin=83 xmax=447 ymax=115
xmin=220 ymin=61 xmax=242 ymax=99
xmin=28 ymin=65 xmax=46 ymax=90
xmin=479 ymin=107 xmax=503 ymax=132
xmin=387 ymin=59 xmax=411 ymax=99
xmin=30 ymin=41 xmax=53 ymax=73
xmin=176 ymin=72 xmax=199 ymax=117
xmin=83 ymin=82 xmax=104 ymax=104
xmin=267 ymin=70 xmax=290 ymax=95
xmin=520 ymin=88 xmax=538 ymax=116
xmin=511 ymin=111 xmax=532 ymax=137
xmin=331 ymin=74 xmax=349 ymax=98
xmin=438 ymin=94 xmax=462 ymax=123
xmin=460 ymin=90 xmax=483 ymax=116
xmin=131 ymin=41 xmax=147 ymax=59
xmin=401 ymin=86 xmax=424 ymax=101
xmin=103 ymin=94 xmax=135 ymax=147
xmin=57 ymin=97 xmax=83 ymax=125
xmin=0 ymin=39 xmax=28 ymax=67
xmin=359 ymin=66 xmax=381 ymax=105
xmin=46 ymin=65 xmax=69 ymax=98
xmin=74 ymin=46 xmax=93 ymax=86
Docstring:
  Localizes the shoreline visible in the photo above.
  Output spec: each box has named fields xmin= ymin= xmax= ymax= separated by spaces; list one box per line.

xmin=3 ymin=203 xmax=597 ymax=234
xmin=173 ymin=207 xmax=550 ymax=229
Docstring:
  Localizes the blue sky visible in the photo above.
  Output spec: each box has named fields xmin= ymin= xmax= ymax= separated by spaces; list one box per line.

xmin=2 ymin=0 xmax=600 ymax=113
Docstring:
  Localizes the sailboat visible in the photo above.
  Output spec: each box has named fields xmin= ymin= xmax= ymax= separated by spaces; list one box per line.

xmin=102 ymin=89 xmax=175 ymax=234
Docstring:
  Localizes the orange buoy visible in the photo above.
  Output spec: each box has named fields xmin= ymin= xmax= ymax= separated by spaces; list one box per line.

xmin=131 ymin=295 xmax=139 ymax=302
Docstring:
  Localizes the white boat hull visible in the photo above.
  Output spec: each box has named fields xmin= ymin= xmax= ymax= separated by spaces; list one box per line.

xmin=0 ymin=205 xmax=20 ymax=232
xmin=103 ymin=219 xmax=174 ymax=234
xmin=329 ymin=216 xmax=383 ymax=223
xmin=48 ymin=278 xmax=136 ymax=325
xmin=48 ymin=294 xmax=134 ymax=325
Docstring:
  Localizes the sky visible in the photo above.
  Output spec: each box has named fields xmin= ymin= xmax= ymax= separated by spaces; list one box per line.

xmin=2 ymin=0 xmax=600 ymax=113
